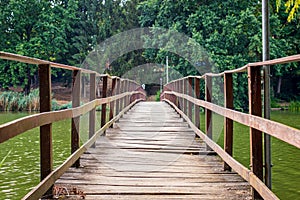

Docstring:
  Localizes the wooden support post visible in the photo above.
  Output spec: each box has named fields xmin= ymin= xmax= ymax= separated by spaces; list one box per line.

xmin=194 ymin=77 xmax=200 ymax=129
xmin=110 ymin=78 xmax=116 ymax=127
xmin=130 ymin=82 xmax=134 ymax=103
xmin=71 ymin=70 xmax=81 ymax=168
xmin=101 ymin=75 xmax=108 ymax=134
xmin=188 ymin=77 xmax=193 ymax=121
xmin=39 ymin=64 xmax=53 ymax=197
xmin=175 ymin=81 xmax=179 ymax=108
xmin=124 ymin=80 xmax=129 ymax=107
xmin=179 ymin=80 xmax=183 ymax=110
xmin=115 ymin=78 xmax=120 ymax=115
xmin=183 ymin=79 xmax=187 ymax=115
xmin=205 ymin=75 xmax=212 ymax=151
xmin=248 ymin=66 xmax=263 ymax=199
xmin=120 ymin=80 xmax=124 ymax=110
xmin=224 ymin=73 xmax=233 ymax=171
xmin=89 ymin=73 xmax=96 ymax=148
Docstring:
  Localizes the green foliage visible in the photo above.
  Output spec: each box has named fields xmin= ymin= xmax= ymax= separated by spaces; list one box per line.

xmin=155 ymin=90 xmax=161 ymax=101
xmin=277 ymin=0 xmax=300 ymax=22
xmin=271 ymin=98 xmax=281 ymax=108
xmin=0 ymin=90 xmax=39 ymax=111
xmin=138 ymin=0 xmax=300 ymax=110
xmin=0 ymin=89 xmax=73 ymax=111
xmin=289 ymin=101 xmax=300 ymax=111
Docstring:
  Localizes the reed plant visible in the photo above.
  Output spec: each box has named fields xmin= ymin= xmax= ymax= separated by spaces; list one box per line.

xmin=289 ymin=101 xmax=300 ymax=112
xmin=0 ymin=89 xmax=40 ymax=111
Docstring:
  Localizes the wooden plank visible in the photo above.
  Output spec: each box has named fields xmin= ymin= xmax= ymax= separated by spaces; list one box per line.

xmin=248 ymin=66 xmax=263 ymax=199
xmin=23 ymin=99 xmax=142 ymax=200
xmin=224 ymin=73 xmax=233 ymax=171
xmin=69 ymin=194 xmax=244 ymax=200
xmin=53 ymin=102 xmax=251 ymax=200
xmin=38 ymin=64 xmax=53 ymax=197
xmin=164 ymin=99 xmax=278 ymax=200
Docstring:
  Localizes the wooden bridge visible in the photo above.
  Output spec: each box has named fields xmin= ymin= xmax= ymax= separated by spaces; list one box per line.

xmin=0 ymin=52 xmax=300 ymax=200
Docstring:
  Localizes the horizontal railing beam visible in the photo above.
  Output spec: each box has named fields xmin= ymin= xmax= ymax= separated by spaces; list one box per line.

xmin=163 ymin=91 xmax=300 ymax=149
xmin=163 ymin=98 xmax=279 ymax=200
xmin=22 ymin=99 xmax=143 ymax=200
xmin=0 ymin=91 xmax=145 ymax=143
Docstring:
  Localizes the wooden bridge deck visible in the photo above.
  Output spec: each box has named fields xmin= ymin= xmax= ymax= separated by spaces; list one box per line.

xmin=55 ymin=102 xmax=251 ymax=199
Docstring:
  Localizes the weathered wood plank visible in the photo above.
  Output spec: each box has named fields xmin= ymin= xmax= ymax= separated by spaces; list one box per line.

xmin=55 ymin=102 xmax=251 ymax=199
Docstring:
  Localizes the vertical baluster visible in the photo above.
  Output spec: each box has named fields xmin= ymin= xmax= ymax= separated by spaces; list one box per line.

xmin=110 ymin=77 xmax=116 ymax=127
xmin=224 ymin=73 xmax=233 ymax=171
xmin=194 ymin=77 xmax=200 ymax=130
xmin=183 ymin=79 xmax=187 ymax=115
xmin=101 ymin=75 xmax=108 ymax=135
xmin=115 ymin=78 xmax=120 ymax=115
xmin=188 ymin=77 xmax=193 ymax=121
xmin=39 ymin=64 xmax=53 ymax=197
xmin=71 ymin=69 xmax=81 ymax=167
xmin=205 ymin=75 xmax=212 ymax=151
xmin=89 ymin=73 xmax=96 ymax=148
xmin=248 ymin=66 xmax=263 ymax=199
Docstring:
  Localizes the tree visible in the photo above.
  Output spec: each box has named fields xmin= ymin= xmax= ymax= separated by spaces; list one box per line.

xmin=0 ymin=0 xmax=68 ymax=94
xmin=276 ymin=0 xmax=300 ymax=22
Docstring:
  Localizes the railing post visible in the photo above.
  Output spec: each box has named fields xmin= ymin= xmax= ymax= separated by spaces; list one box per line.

xmin=115 ymin=78 xmax=120 ymax=114
xmin=188 ymin=77 xmax=193 ymax=121
xmin=178 ymin=80 xmax=183 ymax=110
xmin=174 ymin=81 xmax=179 ymax=108
xmin=71 ymin=69 xmax=81 ymax=168
xmin=110 ymin=77 xmax=116 ymax=127
xmin=248 ymin=66 xmax=263 ymax=199
xmin=101 ymin=75 xmax=108 ymax=134
xmin=194 ymin=77 xmax=200 ymax=130
xmin=224 ymin=73 xmax=233 ymax=171
xmin=120 ymin=80 xmax=124 ymax=110
xmin=205 ymin=75 xmax=212 ymax=151
xmin=183 ymin=79 xmax=187 ymax=115
xmin=39 ymin=64 xmax=53 ymax=197
xmin=89 ymin=73 xmax=96 ymax=148
xmin=124 ymin=80 xmax=129 ymax=107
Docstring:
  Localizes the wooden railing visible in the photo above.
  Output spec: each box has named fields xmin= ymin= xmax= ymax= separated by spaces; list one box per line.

xmin=161 ymin=54 xmax=300 ymax=200
xmin=0 ymin=52 xmax=146 ymax=199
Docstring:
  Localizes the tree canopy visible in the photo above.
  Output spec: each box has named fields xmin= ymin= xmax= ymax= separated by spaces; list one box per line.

xmin=0 ymin=0 xmax=299 ymax=107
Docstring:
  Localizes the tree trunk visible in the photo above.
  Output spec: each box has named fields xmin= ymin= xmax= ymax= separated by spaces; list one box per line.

xmin=276 ymin=76 xmax=282 ymax=95
xmin=24 ymin=64 xmax=31 ymax=95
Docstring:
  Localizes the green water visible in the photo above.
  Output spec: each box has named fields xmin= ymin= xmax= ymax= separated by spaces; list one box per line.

xmin=0 ymin=111 xmax=299 ymax=199
xmin=0 ymin=112 xmax=99 ymax=199
xmin=199 ymin=111 xmax=300 ymax=200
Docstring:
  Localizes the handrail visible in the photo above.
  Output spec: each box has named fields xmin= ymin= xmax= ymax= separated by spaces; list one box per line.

xmin=22 ymin=99 xmax=142 ymax=200
xmin=0 ymin=91 xmax=144 ymax=143
xmin=164 ymin=99 xmax=279 ymax=200
xmin=164 ymin=91 xmax=300 ymax=148
xmin=0 ymin=51 xmax=146 ymax=199
xmin=161 ymin=54 xmax=300 ymax=200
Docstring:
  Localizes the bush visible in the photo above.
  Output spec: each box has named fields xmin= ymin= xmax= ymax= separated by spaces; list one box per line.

xmin=289 ymin=101 xmax=300 ymax=112
xmin=155 ymin=90 xmax=161 ymax=101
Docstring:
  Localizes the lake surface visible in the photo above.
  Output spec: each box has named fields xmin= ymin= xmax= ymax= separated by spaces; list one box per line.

xmin=0 ymin=111 xmax=299 ymax=199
